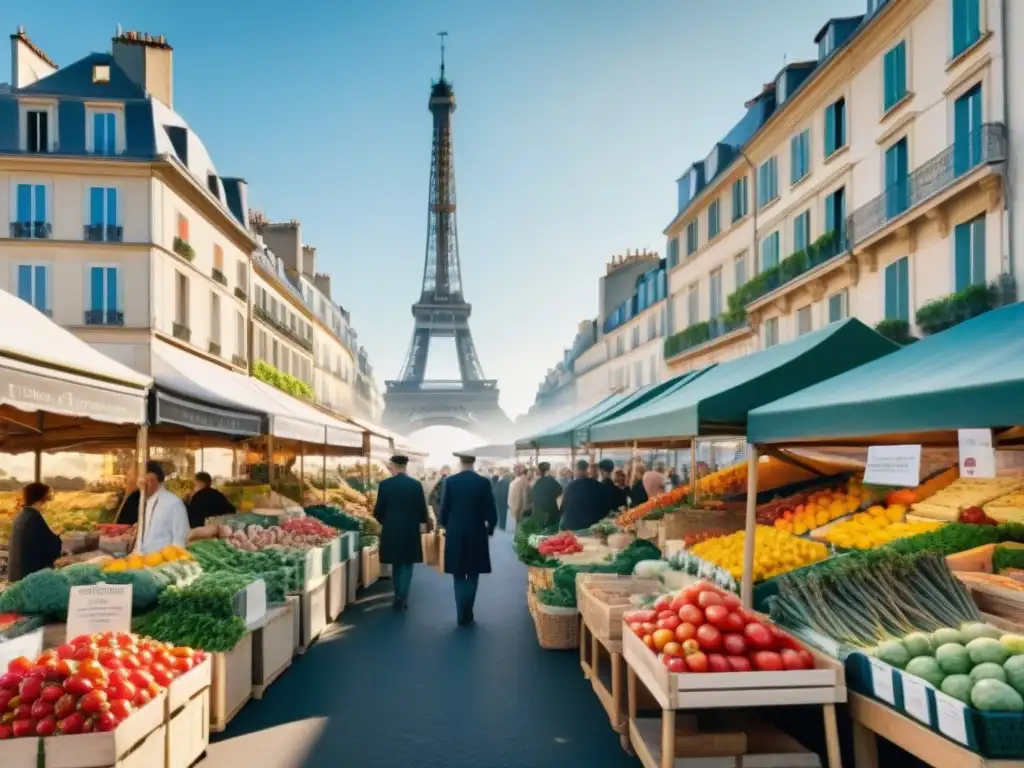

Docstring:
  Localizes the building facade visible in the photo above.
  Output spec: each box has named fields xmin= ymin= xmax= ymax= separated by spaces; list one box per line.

xmin=661 ymin=0 xmax=1011 ymax=375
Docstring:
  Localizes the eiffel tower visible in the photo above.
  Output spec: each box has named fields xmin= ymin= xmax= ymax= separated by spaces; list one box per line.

xmin=383 ymin=35 xmax=510 ymax=437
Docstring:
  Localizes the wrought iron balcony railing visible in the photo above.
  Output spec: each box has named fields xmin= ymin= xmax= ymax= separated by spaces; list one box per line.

xmin=208 ymin=341 xmax=222 ymax=356
xmin=848 ymin=123 xmax=1007 ymax=246
xmin=664 ymin=314 xmax=748 ymax=360
xmin=84 ymin=309 xmax=124 ymax=326
xmin=234 ymin=286 xmax=248 ymax=301
xmin=9 ymin=221 xmax=51 ymax=239
xmin=212 ymin=268 xmax=227 ymax=286
xmin=83 ymin=224 xmax=124 ymax=242
xmin=231 ymin=354 xmax=248 ymax=369
xmin=172 ymin=322 xmax=191 ymax=342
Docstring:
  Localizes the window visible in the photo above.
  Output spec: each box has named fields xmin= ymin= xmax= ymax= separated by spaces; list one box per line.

xmin=177 ymin=214 xmax=189 ymax=242
xmin=707 ymin=269 xmax=723 ymax=320
xmin=90 ymin=112 xmax=116 ymax=155
xmin=259 ymin=330 xmax=268 ymax=361
xmin=24 ymin=109 xmax=49 ymax=153
xmin=175 ymin=272 xmax=190 ymax=326
xmin=213 ymin=245 xmax=224 ymax=272
xmin=631 ymin=326 xmax=640 ymax=348
xmin=667 ymin=237 xmax=679 ymax=268
xmin=687 ymin=284 xmax=699 ymax=326
xmin=796 ymin=306 xmax=813 ymax=336
xmin=794 ymin=210 xmax=810 ymax=253
xmin=92 ymin=64 xmax=110 ymax=84
xmin=763 ymin=317 xmax=779 ymax=347
xmin=954 ymin=83 xmax=983 ymax=175
xmin=14 ymin=183 xmax=48 ymax=238
xmin=790 ymin=130 xmax=811 ymax=184
xmin=824 ymin=98 xmax=847 ymax=158
xmin=757 ymin=157 xmax=778 ymax=208
xmin=952 ymin=0 xmax=982 ymax=57
xmin=88 ymin=266 xmax=119 ymax=324
xmin=686 ymin=220 xmax=698 ymax=255
xmin=237 ymin=261 xmax=248 ymax=293
xmin=236 ymin=312 xmax=246 ymax=358
xmin=647 ymin=313 xmax=657 ymax=340
xmin=734 ymin=252 xmax=748 ymax=288
xmin=649 ymin=356 xmax=658 ymax=384
xmin=884 ymin=256 xmax=910 ymax=321
xmin=708 ymin=201 xmax=720 ymax=240
xmin=818 ymin=25 xmax=835 ymax=60
xmin=634 ymin=361 xmax=643 ymax=388
xmin=87 ymin=187 xmax=120 ymax=242
xmin=731 ymin=177 xmax=748 ymax=222
xmin=885 ymin=138 xmax=909 ymax=219
xmin=883 ymin=41 xmax=908 ymax=111
xmin=14 ymin=264 xmax=49 ymax=313
xmin=760 ymin=231 xmax=780 ymax=271
xmin=825 ymin=186 xmax=846 ymax=242
xmin=954 ymin=214 xmax=986 ymax=290
xmin=271 ymin=338 xmax=278 ymax=367
xmin=828 ymin=289 xmax=848 ymax=323
xmin=210 ymin=292 xmax=221 ymax=346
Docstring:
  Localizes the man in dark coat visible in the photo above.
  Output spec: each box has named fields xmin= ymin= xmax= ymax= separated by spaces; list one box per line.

xmin=188 ymin=472 xmax=235 ymax=529
xmin=559 ymin=459 xmax=615 ymax=531
xmin=493 ymin=467 xmax=512 ymax=531
xmin=598 ymin=459 xmax=629 ymax=511
xmin=439 ymin=453 xmax=497 ymax=626
xmin=530 ymin=462 xmax=562 ymax=528
xmin=373 ymin=455 xmax=430 ymax=610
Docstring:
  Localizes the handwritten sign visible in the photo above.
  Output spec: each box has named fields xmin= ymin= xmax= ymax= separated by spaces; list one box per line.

xmin=868 ymin=656 xmax=896 ymax=705
xmin=959 ymin=429 xmax=996 ymax=478
xmin=864 ymin=445 xmax=922 ymax=487
xmin=0 ymin=629 xmax=43 ymax=669
xmin=66 ymin=584 xmax=133 ymax=642
xmin=934 ymin=690 xmax=970 ymax=746
xmin=900 ymin=674 xmax=932 ymax=725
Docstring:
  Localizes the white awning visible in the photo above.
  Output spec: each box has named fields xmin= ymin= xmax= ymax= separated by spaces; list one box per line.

xmin=249 ymin=379 xmax=363 ymax=449
xmin=344 ymin=415 xmax=427 ymax=457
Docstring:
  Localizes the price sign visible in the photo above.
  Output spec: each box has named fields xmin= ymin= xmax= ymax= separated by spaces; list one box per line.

xmin=0 ymin=629 xmax=43 ymax=669
xmin=959 ymin=429 xmax=996 ymax=478
xmin=900 ymin=674 xmax=932 ymax=725
xmin=868 ymin=656 xmax=896 ymax=705
xmin=244 ymin=579 xmax=267 ymax=624
xmin=864 ymin=445 xmax=922 ymax=487
xmin=934 ymin=690 xmax=970 ymax=746
xmin=66 ymin=584 xmax=133 ymax=641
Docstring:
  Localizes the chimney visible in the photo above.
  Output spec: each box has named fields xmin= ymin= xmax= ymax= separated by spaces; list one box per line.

xmin=10 ymin=27 xmax=57 ymax=89
xmin=112 ymin=30 xmax=173 ymax=108
xmin=301 ymin=245 xmax=316 ymax=279
xmin=313 ymin=273 xmax=331 ymax=298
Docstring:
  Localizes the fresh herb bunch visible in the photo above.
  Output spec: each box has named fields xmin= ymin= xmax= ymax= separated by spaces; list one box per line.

xmin=513 ymin=518 xmax=558 ymax=567
xmin=536 ymin=586 xmax=576 ymax=608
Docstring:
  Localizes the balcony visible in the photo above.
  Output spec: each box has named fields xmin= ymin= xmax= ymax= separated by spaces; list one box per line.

xmin=83 ymin=224 xmax=124 ymax=243
xmin=208 ymin=341 xmax=221 ymax=356
xmin=212 ymin=268 xmax=227 ymax=286
xmin=916 ymin=273 xmax=1017 ymax=336
xmin=254 ymin=305 xmax=314 ymax=351
xmin=849 ymin=123 xmax=1007 ymax=247
xmin=232 ymin=354 xmax=248 ymax=369
xmin=664 ymin=315 xmax=748 ymax=361
xmin=172 ymin=322 xmax=191 ymax=342
xmin=172 ymin=237 xmax=195 ymax=262
xmin=9 ymin=221 xmax=51 ymax=239
xmin=740 ymin=230 xmax=849 ymax=312
xmin=234 ymin=286 xmax=248 ymax=302
xmin=84 ymin=309 xmax=124 ymax=326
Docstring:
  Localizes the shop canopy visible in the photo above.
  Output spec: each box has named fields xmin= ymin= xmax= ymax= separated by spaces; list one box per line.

xmin=0 ymin=294 xmax=150 ymax=426
xmin=747 ymin=302 xmax=1024 ymax=447
xmin=514 ymin=393 xmax=622 ymax=451
xmin=588 ymin=318 xmax=899 ymax=447
xmin=343 ymin=415 xmax=428 ymax=458
xmin=249 ymin=379 xmax=362 ymax=451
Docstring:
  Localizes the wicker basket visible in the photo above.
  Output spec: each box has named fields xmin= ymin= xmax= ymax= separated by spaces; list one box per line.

xmin=533 ymin=604 xmax=580 ymax=650
xmin=527 ymin=566 xmax=554 ymax=590
xmin=526 ymin=585 xmax=538 ymax=616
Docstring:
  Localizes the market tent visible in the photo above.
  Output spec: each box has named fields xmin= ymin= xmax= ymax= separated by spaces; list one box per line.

xmin=514 ymin=393 xmax=623 ymax=451
xmin=588 ymin=318 xmax=899 ymax=446
xmin=249 ymin=379 xmax=362 ymax=451
xmin=343 ymin=414 xmax=428 ymax=458
xmin=747 ymin=302 xmax=1024 ymax=446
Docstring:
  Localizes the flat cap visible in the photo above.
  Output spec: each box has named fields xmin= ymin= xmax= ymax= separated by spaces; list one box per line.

xmin=454 ymin=453 xmax=476 ymax=463
xmin=390 ymin=455 xmax=409 ymax=466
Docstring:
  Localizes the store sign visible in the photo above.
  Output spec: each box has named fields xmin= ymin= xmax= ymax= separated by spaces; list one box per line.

xmin=66 ymin=584 xmax=133 ymax=641
xmin=958 ymin=428 xmax=996 ymax=478
xmin=864 ymin=445 xmax=921 ymax=487
xmin=0 ymin=629 xmax=43 ymax=670
xmin=0 ymin=366 xmax=144 ymax=424
xmin=155 ymin=391 xmax=264 ymax=436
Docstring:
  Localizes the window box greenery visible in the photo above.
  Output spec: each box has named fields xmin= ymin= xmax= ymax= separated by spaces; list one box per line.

xmin=915 ymin=274 xmax=1017 ymax=336
xmin=252 ymin=359 xmax=314 ymax=401
xmin=173 ymin=237 xmax=195 ymax=261
xmin=874 ymin=318 xmax=916 ymax=346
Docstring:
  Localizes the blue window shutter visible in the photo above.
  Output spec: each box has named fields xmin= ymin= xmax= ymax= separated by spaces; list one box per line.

xmin=106 ymin=114 xmax=116 ymax=154
xmin=34 ymin=185 xmax=46 ymax=222
xmin=790 ymin=136 xmax=799 ymax=184
xmin=954 ymin=221 xmax=971 ymax=291
xmin=34 ymin=266 xmax=46 ymax=309
xmin=17 ymin=265 xmax=31 ymax=302
xmin=836 ymin=100 xmax=846 ymax=147
xmin=93 ymin=113 xmax=104 ymax=153
xmin=971 ymin=216 xmax=986 ymax=285
xmin=898 ymin=257 xmax=910 ymax=320
xmin=90 ymin=187 xmax=104 ymax=227
xmin=90 ymin=267 xmax=103 ymax=312
xmin=16 ymin=184 xmax=30 ymax=222
xmin=824 ymin=105 xmax=835 ymax=157
xmin=107 ymin=268 xmax=119 ymax=311
xmin=107 ymin=188 xmax=117 ymax=226
xmin=825 ymin=192 xmax=836 ymax=235
xmin=896 ymin=43 xmax=906 ymax=101
xmin=884 ymin=261 xmax=898 ymax=318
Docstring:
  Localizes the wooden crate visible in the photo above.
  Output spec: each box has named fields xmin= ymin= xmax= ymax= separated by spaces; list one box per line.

xmin=285 ymin=595 xmax=301 ymax=654
xmin=576 ymin=575 xmax=661 ymax=652
xmin=43 ymin=692 xmax=168 ymax=768
xmin=253 ymin=604 xmax=294 ymax=699
xmin=361 ymin=546 xmax=380 ymax=588
xmin=166 ymin=689 xmax=209 ymax=768
xmin=209 ymin=632 xmax=253 ymax=733
xmin=326 ymin=563 xmax=346 ymax=622
xmin=299 ymin=575 xmax=328 ymax=651
xmin=345 ymin=554 xmax=359 ymax=603
xmin=166 ymin=656 xmax=212 ymax=714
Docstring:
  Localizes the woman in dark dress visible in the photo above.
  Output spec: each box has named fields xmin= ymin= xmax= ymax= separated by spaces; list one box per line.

xmin=629 ymin=461 xmax=648 ymax=506
xmin=8 ymin=483 xmax=62 ymax=582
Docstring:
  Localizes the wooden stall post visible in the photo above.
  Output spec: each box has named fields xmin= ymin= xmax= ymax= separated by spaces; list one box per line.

xmin=322 ymin=430 xmax=329 ymax=502
xmin=299 ymin=443 xmax=305 ymax=504
xmin=690 ymin=437 xmax=699 ymax=504
xmin=135 ymin=425 xmax=149 ymax=546
xmin=740 ymin=444 xmax=759 ymax=609
xmin=33 ymin=412 xmax=43 ymax=482
xmin=267 ymin=433 xmax=276 ymax=492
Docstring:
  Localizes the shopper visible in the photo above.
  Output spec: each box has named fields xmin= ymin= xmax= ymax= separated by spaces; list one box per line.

xmin=643 ymin=469 xmax=667 ymax=500
xmin=629 ymin=461 xmax=648 ymax=506
xmin=559 ymin=459 xmax=615 ymax=531
xmin=115 ymin=468 xmax=141 ymax=525
xmin=8 ymin=482 xmax=62 ymax=582
xmin=508 ymin=464 xmax=532 ymax=525
xmin=598 ymin=459 xmax=628 ymax=510
xmin=188 ymin=472 xmax=235 ymax=528
xmin=373 ymin=455 xmax=430 ymax=611
xmin=136 ymin=461 xmax=190 ymax=554
xmin=438 ymin=454 xmax=497 ymax=626
xmin=427 ymin=465 xmax=450 ymax=514
xmin=493 ymin=467 xmax=512 ymax=530
xmin=530 ymin=462 xmax=562 ymax=528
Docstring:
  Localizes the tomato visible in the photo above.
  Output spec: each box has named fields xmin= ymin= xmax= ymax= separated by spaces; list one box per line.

xmin=675 ymin=622 xmax=697 ymax=643
xmin=695 ymin=624 xmax=722 ymax=652
xmin=680 ymin=584 xmax=702 ymax=605
xmin=681 ymin=639 xmax=700 ymax=655
xmin=752 ymin=651 xmax=784 ymax=672
xmin=662 ymin=642 xmax=682 ymax=657
xmin=722 ymin=633 xmax=747 ymax=656
xmin=743 ymin=622 xmax=775 ymax=651
xmin=697 ymin=591 xmax=724 ymax=609
xmin=109 ymin=699 xmax=133 ymax=721
xmin=704 ymin=605 xmax=730 ymax=629
xmin=154 ymin=651 xmax=175 ymax=669
xmin=642 ymin=635 xmax=655 ymax=650
xmin=55 ymin=660 xmax=79 ymax=678
xmin=57 ymin=711 xmax=86 ymax=734
xmin=707 ymin=653 xmax=730 ymax=673
xmin=0 ymin=690 xmax=15 ymax=712
xmin=0 ymin=723 xmax=11 ymax=739
xmin=666 ymin=656 xmax=687 ymax=673
xmin=633 ymin=610 xmax=656 ymax=624
xmin=13 ymin=703 xmax=31 ymax=720
xmin=678 ymin=605 xmax=703 ymax=626
xmin=770 ymin=625 xmax=800 ymax=650
xmin=107 ymin=679 xmax=136 ymax=703
xmin=80 ymin=715 xmax=96 ymax=733
xmin=656 ymin=610 xmax=676 ymax=622
xmin=127 ymin=670 xmax=154 ymax=690
xmin=170 ymin=657 xmax=194 ymax=674
xmin=653 ymin=597 xmax=672 ymax=614
xmin=35 ymin=652 xmax=58 ymax=666
xmin=652 ymin=629 xmax=675 ymax=652
xmin=11 ymin=717 xmax=36 ymax=738
xmin=722 ymin=611 xmax=745 ymax=634
xmin=73 ymin=646 xmax=99 ymax=662
xmin=685 ymin=651 xmax=709 ymax=673
xmin=114 ymin=633 xmax=137 ymax=649
xmin=95 ymin=711 xmax=118 ymax=732
xmin=721 ymin=593 xmax=742 ymax=610
xmin=78 ymin=659 xmax=105 ymax=679
xmin=6 ymin=657 xmax=33 ymax=676
xmin=669 ymin=594 xmax=687 ymax=613
xmin=629 ymin=622 xmax=645 ymax=638
xmin=780 ymin=649 xmax=806 ymax=671
xmin=54 ymin=693 xmax=77 ymax=720
xmin=70 ymin=635 xmax=93 ymax=648
xmin=133 ymin=688 xmax=153 ymax=708
xmin=79 ymin=690 xmax=109 ymax=715
xmin=18 ymin=676 xmax=43 ymax=704
xmin=657 ymin=615 xmax=681 ymax=632
xmin=35 ymin=715 xmax=57 ymax=736
xmin=726 ymin=655 xmax=752 ymax=672
xmin=136 ymin=650 xmax=154 ymax=667
xmin=118 ymin=653 xmax=141 ymax=671
xmin=0 ymin=672 xmax=25 ymax=689
xmin=641 ymin=622 xmax=657 ymax=636
xmin=797 ymin=650 xmax=814 ymax=670
xmin=63 ymin=675 xmax=95 ymax=697
xmin=29 ymin=699 xmax=53 ymax=719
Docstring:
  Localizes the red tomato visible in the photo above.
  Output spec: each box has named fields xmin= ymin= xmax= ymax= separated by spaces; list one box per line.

xmin=752 ymin=651 xmax=784 ymax=672
xmin=136 ymin=650 xmax=154 ymax=667
xmin=109 ymin=699 xmax=133 ymax=721
xmin=722 ymin=633 xmax=747 ymax=656
xmin=726 ymin=655 xmax=752 ymax=672
xmin=770 ymin=625 xmax=800 ymax=650
xmin=78 ymin=660 xmax=104 ymax=679
xmin=7 ymin=657 xmax=34 ymax=675
xmin=662 ymin=642 xmax=682 ymax=657
xmin=57 ymin=711 xmax=86 ymax=734
xmin=94 ymin=711 xmax=118 ymax=732
xmin=54 ymin=693 xmax=77 ymax=720
xmin=0 ymin=671 xmax=25 ymax=690
xmin=11 ymin=718 xmax=36 ymax=738
xmin=127 ymin=670 xmax=154 ymax=690
xmin=29 ymin=699 xmax=53 ymax=719
xmin=697 ymin=591 xmax=724 ymax=609
xmin=797 ymin=650 xmax=815 ymax=670
xmin=675 ymin=622 xmax=697 ymax=643
xmin=685 ymin=651 xmax=709 ymax=673
xmin=721 ymin=593 xmax=741 ymax=610
xmin=0 ymin=689 xmax=15 ymax=711
xmin=722 ymin=612 xmax=745 ymax=634
xmin=35 ymin=652 xmax=58 ymax=666
xmin=653 ymin=597 xmax=672 ymax=614
xmin=133 ymin=688 xmax=153 ymax=708
xmin=78 ymin=690 xmax=109 ymax=715
xmin=73 ymin=646 xmax=99 ymax=662
xmin=55 ymin=660 xmax=79 ymax=678
xmin=656 ymin=610 xmax=676 ymax=622
xmin=34 ymin=715 xmax=56 ymax=736
xmin=707 ymin=653 xmax=730 ymax=673
xmin=642 ymin=622 xmax=657 ymax=636
xmin=743 ymin=622 xmax=775 ymax=651
xmin=633 ymin=610 xmax=656 ymax=624
xmin=106 ymin=678 xmax=136 ymax=703
xmin=170 ymin=657 xmax=194 ymax=674
xmin=118 ymin=653 xmax=141 ymax=671
xmin=0 ymin=723 xmax=12 ymax=739
xmin=18 ymin=676 xmax=43 ymax=703
xmin=680 ymin=585 xmax=702 ymax=606
xmin=657 ymin=615 xmax=681 ymax=632
xmin=63 ymin=675 xmax=94 ymax=697
xmin=629 ymin=622 xmax=645 ymax=638
xmin=695 ymin=624 xmax=722 ymax=652
xmin=780 ymin=649 xmax=806 ymax=671
xmin=681 ymin=639 xmax=700 ymax=655
xmin=669 ymin=594 xmax=687 ymax=613
xmin=678 ymin=605 xmax=703 ymax=626
xmin=69 ymin=635 xmax=93 ymax=648
xmin=114 ymin=633 xmax=137 ymax=649
xmin=703 ymin=605 xmax=730 ymax=629
xmin=666 ymin=656 xmax=687 ymax=673
xmin=13 ymin=703 xmax=31 ymax=720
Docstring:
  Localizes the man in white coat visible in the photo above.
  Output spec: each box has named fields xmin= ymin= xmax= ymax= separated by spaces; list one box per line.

xmin=507 ymin=464 xmax=531 ymax=529
xmin=137 ymin=461 xmax=190 ymax=554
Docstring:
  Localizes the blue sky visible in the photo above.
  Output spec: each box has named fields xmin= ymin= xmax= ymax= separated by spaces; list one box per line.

xmin=10 ymin=0 xmax=862 ymax=449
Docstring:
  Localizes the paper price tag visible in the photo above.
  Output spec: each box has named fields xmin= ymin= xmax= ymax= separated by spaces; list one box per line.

xmin=933 ymin=691 xmax=970 ymax=745
xmin=66 ymin=584 xmax=133 ymax=642
xmin=868 ymin=657 xmax=896 ymax=705
xmin=865 ymin=445 xmax=922 ymax=487
xmin=900 ymin=674 xmax=932 ymax=725
xmin=0 ymin=629 xmax=43 ymax=670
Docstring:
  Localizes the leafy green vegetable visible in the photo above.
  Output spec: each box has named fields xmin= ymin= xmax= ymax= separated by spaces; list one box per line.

xmin=536 ymin=586 xmax=576 ymax=608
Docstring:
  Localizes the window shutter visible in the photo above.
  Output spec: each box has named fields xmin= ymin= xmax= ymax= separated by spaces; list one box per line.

xmin=824 ymin=105 xmax=835 ymax=157
xmin=108 ymin=267 xmax=119 ymax=313
xmin=898 ymin=257 xmax=910 ymax=320
xmin=90 ymin=187 xmax=103 ymax=227
xmin=35 ymin=185 xmax=46 ymax=223
xmin=954 ymin=222 xmax=971 ymax=291
xmin=884 ymin=262 xmax=898 ymax=319
xmin=107 ymin=188 xmax=118 ymax=226
xmin=971 ymin=216 xmax=986 ymax=285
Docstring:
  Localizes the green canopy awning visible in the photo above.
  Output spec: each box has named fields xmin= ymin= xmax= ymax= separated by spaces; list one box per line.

xmin=514 ymin=393 xmax=622 ymax=451
xmin=588 ymin=318 xmax=898 ymax=446
xmin=747 ymin=302 xmax=1024 ymax=446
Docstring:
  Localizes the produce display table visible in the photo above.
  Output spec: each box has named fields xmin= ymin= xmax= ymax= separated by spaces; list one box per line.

xmin=210 ymin=630 xmax=254 ymax=733
xmin=252 ymin=603 xmax=294 ymax=699
xmin=326 ymin=562 xmax=346 ymax=622
xmin=361 ymin=545 xmax=380 ymax=589
xmin=345 ymin=551 xmax=359 ymax=604
xmin=286 ymin=594 xmax=301 ymax=654
xmin=297 ymin=574 xmax=328 ymax=653
xmin=166 ymin=656 xmax=212 ymax=768
xmin=622 ymin=627 xmax=846 ymax=768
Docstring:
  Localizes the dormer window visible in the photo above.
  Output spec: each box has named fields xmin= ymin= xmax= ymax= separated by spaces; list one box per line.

xmin=776 ymin=73 xmax=789 ymax=105
xmin=818 ymin=26 xmax=836 ymax=60
xmin=87 ymin=109 xmax=120 ymax=155
xmin=92 ymin=65 xmax=110 ymax=84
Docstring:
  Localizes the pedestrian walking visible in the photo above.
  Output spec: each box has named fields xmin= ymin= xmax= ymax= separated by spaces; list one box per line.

xmin=373 ymin=455 xmax=430 ymax=611
xmin=438 ymin=453 xmax=497 ymax=626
